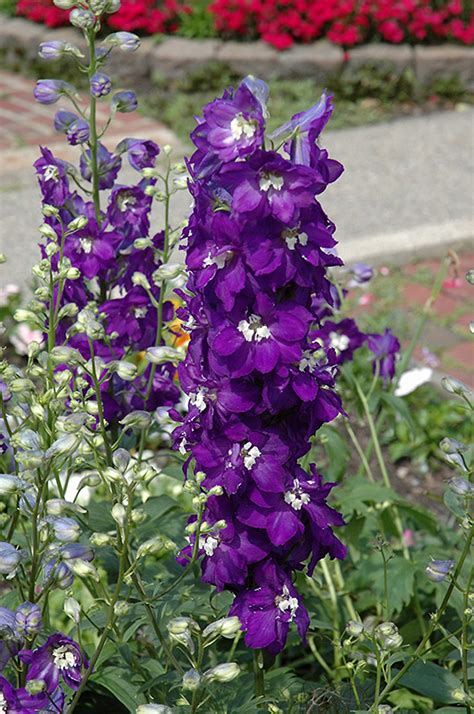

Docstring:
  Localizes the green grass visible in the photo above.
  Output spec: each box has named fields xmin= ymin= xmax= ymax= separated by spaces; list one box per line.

xmin=140 ymin=60 xmax=473 ymax=144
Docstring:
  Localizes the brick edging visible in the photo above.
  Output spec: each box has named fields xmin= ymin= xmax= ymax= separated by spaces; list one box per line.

xmin=0 ymin=16 xmax=473 ymax=89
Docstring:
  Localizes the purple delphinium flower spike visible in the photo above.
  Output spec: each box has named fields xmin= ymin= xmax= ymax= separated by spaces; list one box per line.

xmin=173 ymin=79 xmax=348 ymax=654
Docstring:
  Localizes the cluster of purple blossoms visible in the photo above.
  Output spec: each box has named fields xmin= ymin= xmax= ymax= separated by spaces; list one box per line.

xmin=33 ymin=60 xmax=180 ymax=422
xmin=0 ymin=613 xmax=85 ymax=712
xmin=172 ymin=80 xmax=354 ymax=654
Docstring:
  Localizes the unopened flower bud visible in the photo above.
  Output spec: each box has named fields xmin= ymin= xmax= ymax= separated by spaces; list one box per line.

xmin=448 ymin=477 xmax=474 ymax=497
xmin=0 ymin=542 xmax=22 ymax=575
xmin=131 ymin=272 xmax=150 ymax=290
xmin=112 ymin=503 xmax=126 ymax=527
xmin=466 ymin=269 xmax=474 ymax=285
xmin=114 ymin=601 xmax=130 ymax=617
xmin=53 ymin=0 xmax=75 ymax=7
xmin=146 ymin=346 xmax=183 ymax=365
xmin=90 ymin=532 xmax=115 ymax=547
xmin=203 ymin=662 xmax=240 ymax=683
xmin=203 ymin=616 xmax=241 ymax=640
xmin=137 ymin=536 xmax=174 ymax=559
xmin=153 ymin=263 xmax=183 ymax=282
xmin=67 ymin=559 xmax=100 ymax=581
xmin=70 ymin=8 xmax=96 ymax=28
xmin=111 ymin=90 xmax=137 ymax=113
xmin=0 ymin=474 xmax=27 ymax=496
xmin=345 ymin=620 xmax=364 ymax=637
xmin=39 ymin=223 xmax=57 ymax=240
xmin=441 ymin=376 xmax=472 ymax=398
xmin=136 ymin=705 xmax=173 ymax=714
xmin=15 ymin=602 xmax=42 ymax=636
xmin=42 ymin=204 xmax=59 ymax=217
xmin=426 ymin=559 xmax=454 ymax=582
xmin=113 ymin=448 xmax=131 ymax=472
xmin=68 ymin=215 xmax=88 ymax=232
xmin=110 ymin=360 xmax=137 ymax=381
xmin=440 ymin=437 xmax=468 ymax=454
xmin=182 ymin=668 xmax=201 ymax=691
xmin=167 ymin=617 xmax=199 ymax=635
xmin=104 ymin=31 xmax=140 ymax=52
xmin=64 ymin=596 xmax=81 ymax=623
xmin=120 ymin=411 xmax=152 ymax=430
xmin=46 ymin=434 xmax=80 ymax=460
xmin=452 ymin=689 xmax=469 ymax=703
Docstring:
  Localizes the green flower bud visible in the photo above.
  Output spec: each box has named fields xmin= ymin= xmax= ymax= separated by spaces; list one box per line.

xmin=182 ymin=668 xmax=201 ymax=691
xmin=203 ymin=662 xmax=240 ymax=683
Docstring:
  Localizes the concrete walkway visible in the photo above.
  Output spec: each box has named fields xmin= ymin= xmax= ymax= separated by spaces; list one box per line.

xmin=1 ymin=70 xmax=473 ymax=291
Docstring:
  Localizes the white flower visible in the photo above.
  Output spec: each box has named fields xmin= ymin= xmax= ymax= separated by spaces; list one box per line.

xmin=394 ymin=367 xmax=432 ymax=397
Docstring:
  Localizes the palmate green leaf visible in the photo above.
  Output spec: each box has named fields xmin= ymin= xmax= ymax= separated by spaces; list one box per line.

xmin=350 ymin=553 xmax=417 ymax=614
xmin=399 ymin=661 xmax=464 ymax=704
xmin=395 ymin=500 xmax=440 ymax=535
xmin=335 ymin=474 xmax=397 ymax=517
xmin=92 ymin=667 xmax=146 ymax=712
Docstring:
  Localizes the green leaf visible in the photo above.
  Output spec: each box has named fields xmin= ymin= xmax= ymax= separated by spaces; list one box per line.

xmin=443 ymin=490 xmax=466 ymax=519
xmin=321 ymin=425 xmax=351 ymax=480
xmin=92 ymin=668 xmax=146 ymax=712
xmin=399 ymin=661 xmax=463 ymax=704
xmin=381 ymin=392 xmax=416 ymax=432
xmin=335 ymin=475 xmax=397 ymax=517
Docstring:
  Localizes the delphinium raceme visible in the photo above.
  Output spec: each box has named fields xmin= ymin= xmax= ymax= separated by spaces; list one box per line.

xmin=0 ymin=0 xmax=189 ymax=711
xmin=172 ymin=82 xmax=354 ymax=658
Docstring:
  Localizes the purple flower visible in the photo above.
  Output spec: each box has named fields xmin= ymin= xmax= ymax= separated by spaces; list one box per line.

xmin=367 ymin=328 xmax=400 ymax=383
xmin=14 ymin=602 xmax=42 ymax=637
xmin=80 ymin=142 xmax=121 ymax=190
xmin=90 ymin=72 xmax=112 ymax=97
xmin=311 ymin=318 xmax=367 ymax=365
xmin=63 ymin=203 xmax=122 ymax=279
xmin=270 ymin=91 xmax=334 ymax=166
xmin=20 ymin=633 xmax=87 ymax=693
xmin=34 ymin=79 xmax=75 ymax=105
xmin=219 ymin=150 xmax=323 ymax=223
xmin=117 ymin=138 xmax=160 ymax=171
xmin=0 ymin=542 xmax=21 ymax=575
xmin=38 ymin=40 xmax=67 ymax=61
xmin=0 ymin=676 xmax=47 ymax=712
xmin=107 ymin=184 xmax=152 ymax=241
xmin=191 ymin=81 xmax=265 ymax=168
xmin=42 ymin=560 xmax=74 ymax=590
xmin=34 ymin=147 xmax=70 ymax=206
xmin=111 ymin=90 xmax=137 ymax=113
xmin=0 ymin=608 xmax=20 ymax=672
xmin=54 ymin=110 xmax=78 ymax=133
xmin=349 ymin=262 xmax=373 ymax=285
xmin=230 ymin=561 xmax=309 ymax=654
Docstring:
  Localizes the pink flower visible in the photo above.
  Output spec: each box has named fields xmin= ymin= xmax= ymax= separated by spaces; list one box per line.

xmin=10 ymin=324 xmax=44 ymax=356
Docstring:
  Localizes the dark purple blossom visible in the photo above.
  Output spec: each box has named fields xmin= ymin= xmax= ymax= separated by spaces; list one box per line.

xmin=0 ymin=676 xmax=47 ymax=713
xmin=54 ymin=110 xmax=78 ymax=133
xmin=20 ymin=633 xmax=87 ymax=693
xmin=34 ymin=147 xmax=70 ymax=206
xmin=230 ymin=561 xmax=310 ymax=654
xmin=367 ymin=328 xmax=401 ymax=383
xmin=116 ymin=138 xmax=160 ymax=171
xmin=111 ymin=90 xmax=137 ymax=113
xmin=107 ymin=183 xmax=153 ymax=241
xmin=80 ymin=142 xmax=121 ymax=189
xmin=63 ymin=202 xmax=122 ymax=280
xmin=66 ymin=118 xmax=90 ymax=146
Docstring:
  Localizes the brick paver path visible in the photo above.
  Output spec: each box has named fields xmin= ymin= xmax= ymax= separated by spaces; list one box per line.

xmin=0 ymin=70 xmax=178 ymax=156
xmin=353 ymin=250 xmax=474 ymax=387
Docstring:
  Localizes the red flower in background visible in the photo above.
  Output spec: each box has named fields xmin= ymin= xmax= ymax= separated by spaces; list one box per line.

xmin=16 ymin=0 xmax=474 ymax=49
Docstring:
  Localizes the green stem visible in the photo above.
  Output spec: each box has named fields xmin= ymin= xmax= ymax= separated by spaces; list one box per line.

xmin=86 ymin=30 xmax=101 ymax=224
xmin=378 ymin=525 xmax=474 ymax=704
xmin=320 ymin=558 xmax=342 ymax=669
xmin=462 ymin=570 xmax=473 ymax=711
xmin=87 ymin=337 xmax=113 ymax=465
xmin=66 ymin=496 xmax=134 ymax=714
xmin=345 ymin=420 xmax=375 ymax=483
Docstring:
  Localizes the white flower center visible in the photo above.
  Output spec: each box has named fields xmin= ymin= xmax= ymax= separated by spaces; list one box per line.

xmin=134 ymin=307 xmax=147 ymax=318
xmin=199 ymin=534 xmax=219 ymax=557
xmin=52 ymin=645 xmax=77 ymax=670
xmin=282 ymin=227 xmax=308 ymax=251
xmin=275 ymin=584 xmax=299 ymax=621
xmin=298 ymin=349 xmax=322 ymax=373
xmin=0 ymin=693 xmax=7 ymax=714
xmin=284 ymin=478 xmax=310 ymax=511
xmin=259 ymin=172 xmax=284 ymax=192
xmin=202 ymin=251 xmax=232 ymax=269
xmin=44 ymin=164 xmax=59 ymax=182
xmin=237 ymin=314 xmax=271 ymax=342
xmin=329 ymin=332 xmax=349 ymax=352
xmin=117 ymin=192 xmax=136 ymax=212
xmin=230 ymin=113 xmax=257 ymax=141
xmin=189 ymin=387 xmax=207 ymax=412
xmin=178 ymin=437 xmax=187 ymax=455
xmin=79 ymin=237 xmax=93 ymax=254
xmin=241 ymin=441 xmax=261 ymax=470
